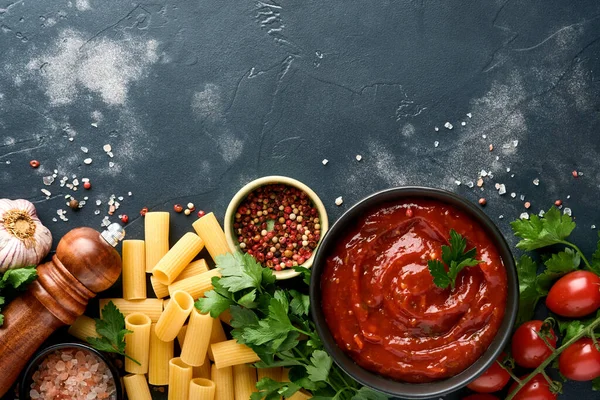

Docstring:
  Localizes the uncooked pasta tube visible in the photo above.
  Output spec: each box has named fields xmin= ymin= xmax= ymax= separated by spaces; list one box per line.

xmin=211 ymin=339 xmax=260 ymax=369
xmin=233 ymin=364 xmax=257 ymax=400
xmin=181 ymin=309 xmax=213 ymax=366
xmin=152 ymin=232 xmax=204 ymax=285
xmin=123 ymin=374 xmax=152 ymax=400
xmin=192 ymin=213 xmax=231 ymax=260
xmin=169 ymin=358 xmax=193 ymax=400
xmin=149 ymin=323 xmax=174 ymax=386
xmin=168 ymin=268 xmax=221 ymax=300
xmin=122 ymin=240 xmax=146 ymax=300
xmin=189 ymin=378 xmax=216 ymax=400
xmin=155 ymin=290 xmax=194 ymax=342
xmin=124 ymin=313 xmax=152 ymax=374
xmin=145 ymin=211 xmax=170 ymax=273
xmin=211 ymin=364 xmax=233 ymax=400
xmin=99 ymin=298 xmax=163 ymax=322
xmin=67 ymin=315 xmax=99 ymax=342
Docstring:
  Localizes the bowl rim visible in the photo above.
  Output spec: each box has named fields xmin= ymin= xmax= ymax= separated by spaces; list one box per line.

xmin=224 ymin=175 xmax=329 ymax=280
xmin=19 ymin=342 xmax=124 ymax=400
xmin=309 ymin=186 xmax=519 ymax=399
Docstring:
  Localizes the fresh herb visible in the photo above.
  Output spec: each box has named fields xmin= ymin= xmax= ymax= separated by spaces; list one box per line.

xmin=196 ymin=253 xmax=388 ymax=400
xmin=0 ymin=267 xmax=37 ymax=326
xmin=505 ymin=207 xmax=600 ymax=400
xmin=87 ymin=301 xmax=140 ymax=365
xmin=427 ymin=229 xmax=482 ymax=289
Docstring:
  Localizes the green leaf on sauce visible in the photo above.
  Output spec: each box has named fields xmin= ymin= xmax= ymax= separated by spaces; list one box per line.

xmin=427 ymin=230 xmax=482 ymax=290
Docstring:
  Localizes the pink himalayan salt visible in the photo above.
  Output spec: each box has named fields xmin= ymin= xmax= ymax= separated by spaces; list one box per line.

xmin=29 ymin=348 xmax=117 ymax=400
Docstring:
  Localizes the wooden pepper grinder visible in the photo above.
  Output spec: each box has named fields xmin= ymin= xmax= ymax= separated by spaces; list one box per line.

xmin=0 ymin=223 xmax=125 ymax=397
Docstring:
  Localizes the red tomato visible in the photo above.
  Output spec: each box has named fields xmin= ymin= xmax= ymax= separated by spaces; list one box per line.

xmin=509 ymin=374 xmax=557 ymax=400
xmin=511 ymin=321 xmax=557 ymax=368
xmin=546 ymin=271 xmax=600 ymax=317
xmin=466 ymin=356 xmax=511 ymax=393
xmin=558 ymin=337 xmax=600 ymax=381
xmin=462 ymin=394 xmax=499 ymax=400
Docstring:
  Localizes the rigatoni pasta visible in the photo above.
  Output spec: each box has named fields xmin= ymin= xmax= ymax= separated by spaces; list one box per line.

xmin=192 ymin=212 xmax=231 ymax=260
xmin=124 ymin=313 xmax=152 ymax=374
xmin=99 ymin=298 xmax=163 ymax=322
xmin=177 ymin=324 xmax=188 ymax=349
xmin=189 ymin=378 xmax=216 ymax=400
xmin=145 ymin=211 xmax=170 ymax=273
xmin=122 ymin=240 xmax=146 ymax=300
xmin=233 ymin=364 xmax=257 ymax=400
xmin=211 ymin=339 xmax=261 ymax=369
xmin=150 ymin=275 xmax=170 ymax=299
xmin=168 ymin=268 xmax=221 ymax=300
xmin=179 ymin=259 xmax=209 ymax=279
xmin=207 ymin=319 xmax=227 ymax=361
xmin=123 ymin=374 xmax=152 ymax=400
xmin=169 ymin=357 xmax=193 ymax=400
xmin=181 ymin=309 xmax=213 ymax=366
xmin=68 ymin=315 xmax=99 ymax=342
xmin=152 ymin=232 xmax=205 ymax=285
xmin=155 ymin=290 xmax=194 ymax=342
xmin=193 ymin=355 xmax=211 ymax=379
xmin=211 ymin=364 xmax=234 ymax=400
xmin=149 ymin=323 xmax=174 ymax=386
xmin=257 ymin=367 xmax=282 ymax=383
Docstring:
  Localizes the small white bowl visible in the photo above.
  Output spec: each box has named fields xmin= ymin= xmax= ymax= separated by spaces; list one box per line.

xmin=224 ymin=176 xmax=329 ymax=280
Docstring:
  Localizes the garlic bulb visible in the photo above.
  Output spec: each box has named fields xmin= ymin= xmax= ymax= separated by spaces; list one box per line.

xmin=0 ymin=199 xmax=52 ymax=273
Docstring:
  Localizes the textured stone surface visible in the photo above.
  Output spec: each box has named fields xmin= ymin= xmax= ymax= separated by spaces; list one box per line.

xmin=1 ymin=1 xmax=600 ymax=398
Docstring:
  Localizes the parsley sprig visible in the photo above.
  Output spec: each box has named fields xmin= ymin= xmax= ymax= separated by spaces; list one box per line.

xmin=0 ymin=267 xmax=37 ymax=326
xmin=196 ymin=253 xmax=388 ymax=400
xmin=427 ymin=229 xmax=482 ymax=289
xmin=87 ymin=301 xmax=140 ymax=365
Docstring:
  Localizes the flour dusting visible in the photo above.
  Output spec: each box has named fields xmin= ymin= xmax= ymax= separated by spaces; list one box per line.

xmin=218 ymin=131 xmax=244 ymax=164
xmin=75 ymin=0 xmax=91 ymax=11
xmin=367 ymin=141 xmax=407 ymax=187
xmin=192 ymin=84 xmax=223 ymax=121
xmin=26 ymin=29 xmax=158 ymax=106
xmin=401 ymin=123 xmax=415 ymax=138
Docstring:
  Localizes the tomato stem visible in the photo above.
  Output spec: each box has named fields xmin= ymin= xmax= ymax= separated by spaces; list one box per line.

xmin=496 ymin=359 xmax=521 ymax=383
xmin=505 ymin=317 xmax=600 ymax=400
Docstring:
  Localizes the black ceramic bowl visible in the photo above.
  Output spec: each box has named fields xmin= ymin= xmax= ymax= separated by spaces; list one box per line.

xmin=20 ymin=342 xmax=124 ymax=400
xmin=310 ymin=187 xmax=518 ymax=399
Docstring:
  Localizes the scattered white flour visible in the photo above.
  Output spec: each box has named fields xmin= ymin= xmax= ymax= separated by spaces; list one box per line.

xmin=76 ymin=0 xmax=91 ymax=11
xmin=401 ymin=123 xmax=415 ymax=138
xmin=192 ymin=84 xmax=223 ymax=121
xmin=26 ymin=29 xmax=159 ymax=106
xmin=91 ymin=110 xmax=104 ymax=124
xmin=367 ymin=141 xmax=407 ymax=187
xmin=217 ymin=131 xmax=244 ymax=164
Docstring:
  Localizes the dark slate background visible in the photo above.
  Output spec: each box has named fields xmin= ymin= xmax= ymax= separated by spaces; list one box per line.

xmin=1 ymin=1 xmax=600 ymax=399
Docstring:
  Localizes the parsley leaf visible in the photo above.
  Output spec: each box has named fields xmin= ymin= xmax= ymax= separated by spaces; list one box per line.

xmin=557 ymin=310 xmax=600 ymax=342
xmin=428 ymin=230 xmax=481 ymax=289
xmin=306 ymin=350 xmax=332 ymax=382
xmin=351 ymin=387 xmax=389 ymax=400
xmin=516 ymin=255 xmax=543 ymax=325
xmin=593 ymin=377 xmax=600 ymax=391
xmin=289 ymin=290 xmax=310 ymax=316
xmin=86 ymin=301 xmax=139 ymax=365
xmin=217 ymin=253 xmax=266 ymax=292
xmin=536 ymin=249 xmax=580 ymax=289
xmin=591 ymin=232 xmax=600 ymax=275
xmin=511 ymin=207 xmax=575 ymax=251
xmin=0 ymin=267 xmax=37 ymax=327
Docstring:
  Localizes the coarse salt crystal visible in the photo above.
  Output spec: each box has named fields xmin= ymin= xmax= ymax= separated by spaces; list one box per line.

xmin=355 ymin=155 xmax=362 ymax=161
xmin=444 ymin=122 xmax=453 ymax=130
xmin=454 ymin=180 xmax=461 ymax=186
xmin=109 ymin=162 xmax=115 ymax=167
xmin=322 ymin=159 xmax=329 ymax=165
xmin=52 ymin=217 xmax=57 ymax=222
xmin=494 ymin=183 xmax=501 ymax=190
xmin=81 ymin=147 xmax=88 ymax=153
xmin=513 ymin=140 xmax=519 ymax=147
xmin=520 ymin=195 xmax=525 ymax=201
xmin=103 ymin=144 xmax=112 ymax=153
xmin=510 ymin=192 xmax=516 ymax=198
xmin=335 ymin=196 xmax=343 ymax=206
xmin=592 ymin=225 xmax=596 ymax=229
xmin=434 ymin=141 xmax=439 ymax=148
xmin=466 ymin=113 xmax=472 ymax=118
xmin=480 ymin=170 xmax=488 ymax=177
xmin=567 ymin=195 xmax=571 ymax=199
xmin=84 ymin=158 xmax=92 ymax=165
xmin=506 ymin=167 xmax=511 ymax=172
xmin=520 ymin=212 xmax=529 ymax=220
xmin=43 ymin=176 xmax=54 ymax=185
xmin=539 ymin=210 xmax=545 ymax=217
xmin=91 ymin=122 xmax=98 ymax=128
xmin=461 ymin=121 xmax=466 ymax=126
xmin=498 ymin=184 xmax=506 ymax=195
xmin=41 ymin=189 xmax=51 ymax=197
xmin=482 ymin=134 xmax=487 ymax=139
xmin=434 ymin=126 xmax=439 ymax=132
xmin=128 ymin=191 xmax=132 ymax=196
xmin=563 ymin=207 xmax=572 ymax=216
xmin=499 ymin=215 xmax=504 ymax=219
xmin=466 ymin=181 xmax=474 ymax=188
xmin=533 ymin=178 xmax=539 ymax=186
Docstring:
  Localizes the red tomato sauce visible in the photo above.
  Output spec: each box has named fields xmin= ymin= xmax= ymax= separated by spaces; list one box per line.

xmin=320 ymin=199 xmax=507 ymax=382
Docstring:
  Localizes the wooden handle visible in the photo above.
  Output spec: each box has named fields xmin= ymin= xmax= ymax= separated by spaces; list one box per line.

xmin=0 ymin=227 xmax=122 ymax=397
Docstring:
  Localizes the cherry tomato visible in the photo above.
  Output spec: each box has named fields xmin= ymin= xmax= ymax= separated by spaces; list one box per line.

xmin=467 ymin=356 xmax=511 ymax=393
xmin=558 ymin=337 xmax=600 ymax=381
xmin=546 ymin=271 xmax=600 ymax=317
xmin=462 ymin=394 xmax=499 ymax=400
xmin=511 ymin=320 xmax=557 ymax=368
xmin=508 ymin=374 xmax=557 ymax=400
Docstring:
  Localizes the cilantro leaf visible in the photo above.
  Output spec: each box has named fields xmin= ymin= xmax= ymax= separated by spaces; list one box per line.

xmin=428 ymin=230 xmax=481 ymax=289
xmin=511 ymin=207 xmax=575 ymax=251
xmin=516 ymin=255 xmax=543 ymax=325
xmin=289 ymin=290 xmax=310 ymax=316
xmin=195 ymin=279 xmax=236 ymax=317
xmin=351 ymin=387 xmax=389 ymax=400
xmin=0 ymin=267 xmax=37 ymax=327
xmin=306 ymin=350 xmax=332 ymax=382
xmin=87 ymin=301 xmax=139 ymax=364
xmin=0 ymin=267 xmax=37 ymax=289
xmin=427 ymin=260 xmax=451 ymax=289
